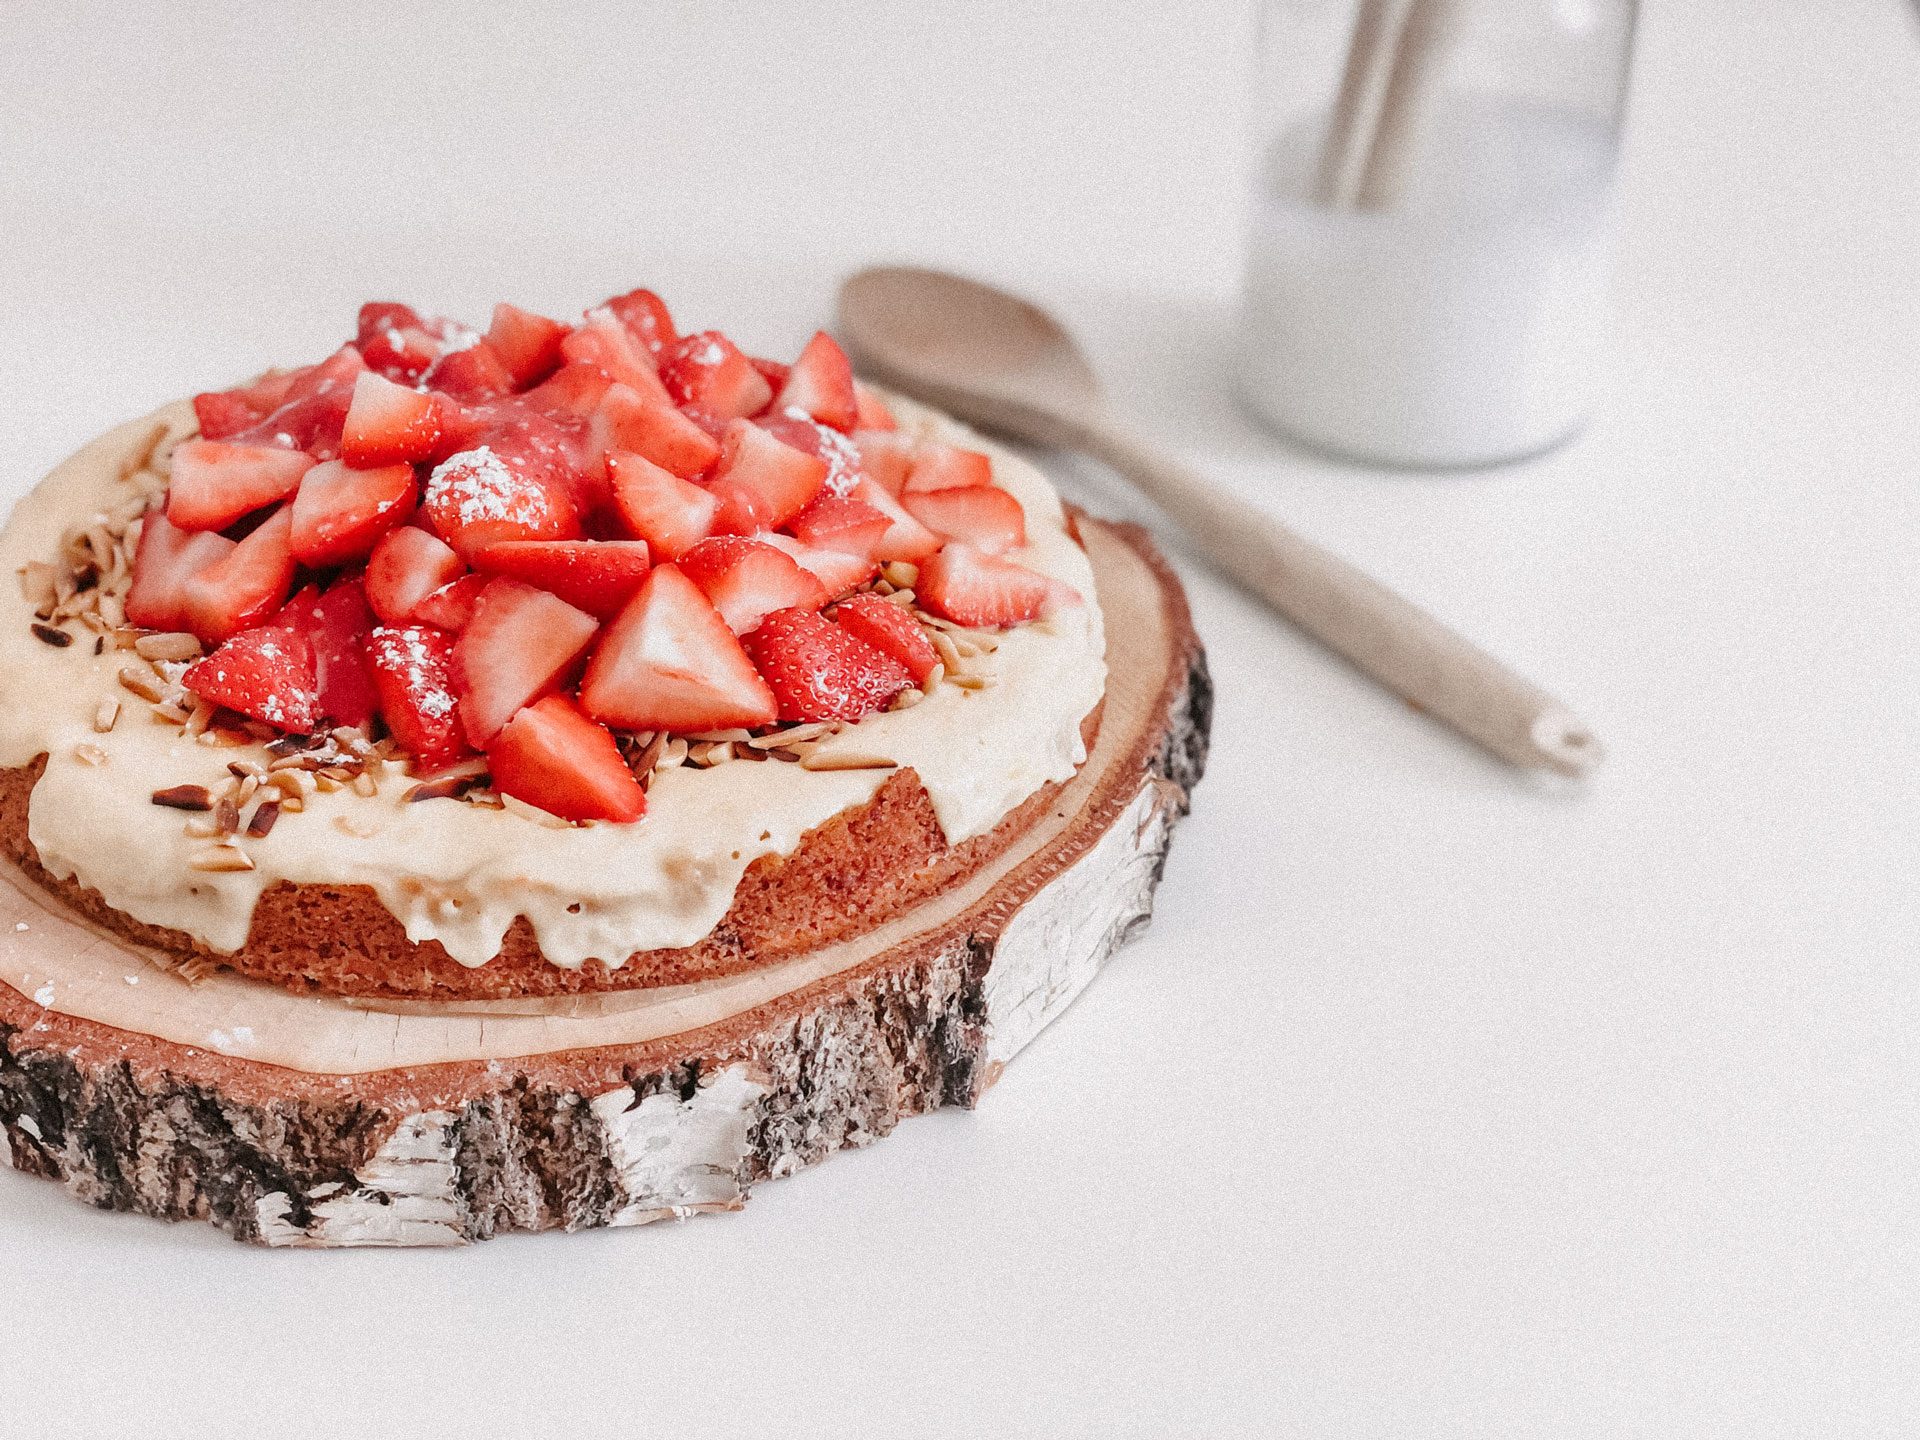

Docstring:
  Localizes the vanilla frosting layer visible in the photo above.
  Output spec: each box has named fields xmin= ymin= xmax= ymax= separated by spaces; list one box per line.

xmin=0 ymin=395 xmax=1106 ymax=968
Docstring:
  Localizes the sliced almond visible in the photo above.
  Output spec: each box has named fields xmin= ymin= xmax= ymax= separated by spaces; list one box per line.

xmin=151 ymin=784 xmax=213 ymax=811
xmin=92 ymin=698 xmax=120 ymax=734
xmin=799 ymin=752 xmax=899 ymax=771
xmin=188 ymin=844 xmax=253 ymax=872
xmin=72 ymin=743 xmax=108 ymax=767
xmin=134 ymin=631 xmax=203 ymax=662
xmin=118 ymin=666 xmax=166 ymax=703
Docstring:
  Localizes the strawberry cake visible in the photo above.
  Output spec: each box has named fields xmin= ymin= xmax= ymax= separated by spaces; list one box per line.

xmin=0 ymin=288 xmax=1108 ymax=1001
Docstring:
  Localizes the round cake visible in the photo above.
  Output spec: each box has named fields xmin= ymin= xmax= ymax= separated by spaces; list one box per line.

xmin=0 ymin=290 xmax=1107 ymax=1001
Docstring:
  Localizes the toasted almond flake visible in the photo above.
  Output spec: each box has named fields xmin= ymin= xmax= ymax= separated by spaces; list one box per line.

xmin=152 ymin=784 xmax=213 ymax=811
xmin=184 ymin=699 xmax=215 ymax=737
xmin=929 ymin=629 xmax=965 ymax=674
xmin=747 ymin=722 xmax=831 ymax=749
xmin=118 ymin=666 xmax=166 ymax=703
xmin=134 ymin=631 xmax=202 ymax=662
xmin=731 ymin=741 xmax=768 ymax=761
xmin=318 ymin=766 xmax=354 ymax=782
xmin=150 ymin=701 xmax=191 ymax=725
xmin=72 ymin=743 xmax=108 ymax=767
xmin=265 ymin=769 xmax=316 ymax=799
xmin=314 ymin=773 xmax=344 ymax=792
xmin=882 ymin=561 xmax=920 ymax=588
xmin=234 ymin=775 xmax=259 ymax=806
xmin=92 ymin=698 xmax=120 ymax=734
xmin=883 ymin=588 xmax=917 ymax=608
xmin=951 ymin=636 xmax=981 ymax=658
xmin=686 ymin=728 xmax=752 ymax=743
xmin=247 ymin=800 xmax=280 ymax=837
xmin=183 ymin=814 xmax=222 ymax=838
xmin=106 ymin=627 xmax=141 ymax=651
xmin=660 ymin=738 xmax=689 ymax=767
xmin=767 ymin=747 xmax=803 ymax=763
xmin=201 ymin=727 xmax=251 ymax=747
xmin=406 ymin=775 xmax=474 ymax=803
xmin=925 ymin=661 xmax=946 ymax=689
xmin=226 ymin=759 xmax=265 ymax=779
xmin=628 ymin=731 xmax=667 ymax=779
xmin=216 ymin=798 xmax=240 ymax=834
xmin=871 ymin=579 xmax=895 ymax=596
xmin=947 ymin=672 xmax=992 ymax=690
xmin=20 ymin=561 xmax=58 ymax=610
xmin=351 ymin=772 xmax=378 ymax=798
xmin=278 ymin=794 xmax=304 ymax=813
xmin=888 ymin=687 xmax=926 ymax=711
xmin=188 ymin=844 xmax=253 ymax=872
xmin=267 ymin=754 xmax=316 ymax=772
xmin=30 ymin=622 xmax=71 ymax=648
xmin=800 ymin=752 xmax=899 ymax=772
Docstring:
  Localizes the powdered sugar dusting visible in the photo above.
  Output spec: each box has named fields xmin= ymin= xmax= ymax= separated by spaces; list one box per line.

xmin=426 ymin=447 xmax=546 ymax=528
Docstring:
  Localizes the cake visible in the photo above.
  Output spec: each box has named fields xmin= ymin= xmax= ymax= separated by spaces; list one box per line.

xmin=0 ymin=286 xmax=1208 ymax=1245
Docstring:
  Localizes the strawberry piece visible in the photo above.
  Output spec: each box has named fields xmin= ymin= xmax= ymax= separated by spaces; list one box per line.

xmin=764 ymin=414 xmax=864 ymax=496
xmin=706 ymin=477 xmax=775 ymax=537
xmin=484 ymin=302 xmax=570 ymax=389
xmin=676 ymin=536 xmax=828 ymax=636
xmin=412 ymin=572 xmax=489 ymax=631
xmin=772 ymin=331 xmax=858 ymax=432
xmin=899 ymin=484 xmax=1026 ymax=555
xmin=181 ymin=626 xmax=319 ymax=733
xmin=850 ymin=477 xmax=941 ymax=561
xmin=421 ymin=446 xmax=580 ymax=559
xmin=451 ymin=578 xmax=599 ymax=745
xmin=486 ymin=695 xmax=645 ymax=823
xmin=523 ymin=361 xmax=616 ymax=420
xmin=757 ymin=533 xmax=879 ymax=599
xmin=915 ymin=543 xmax=1056 ymax=627
xmin=273 ymin=575 xmax=380 ymax=728
xmin=366 ymin=624 xmax=474 ymax=772
xmin=193 ymin=391 xmax=264 ymax=441
xmin=854 ymin=383 xmax=897 ymax=431
xmin=357 ymin=303 xmax=442 ymax=382
xmin=561 ymin=311 xmax=672 ymax=406
xmin=606 ymin=450 xmax=718 ymax=562
xmin=600 ymin=288 xmax=677 ymax=360
xmin=288 ymin=458 xmax=418 ymax=566
xmin=709 ymin=419 xmax=828 ymax=530
xmin=165 ymin=441 xmax=317 ymax=532
xmin=851 ymin=429 xmax=918 ymax=495
xmin=457 ymin=407 xmax=601 ymax=521
xmin=903 ymin=443 xmax=994 ymax=494
xmin=659 ymin=332 xmax=773 ymax=420
xmin=366 ymin=525 xmax=467 ymax=625
xmin=677 ymin=403 xmax=731 ymax=442
xmin=125 ymin=511 xmax=237 ymax=632
xmin=425 ymin=340 xmax=515 ymax=402
xmin=341 ymin=371 xmax=443 ymax=467
xmin=578 ymin=564 xmax=777 ymax=732
xmin=471 ymin=540 xmax=651 ymax=620
xmin=748 ymin=356 xmax=790 ymax=392
xmin=742 ymin=607 xmax=910 ymax=723
xmin=181 ymin=506 xmax=297 ymax=644
xmin=587 ymin=383 xmax=720 ymax=481
xmin=831 ymin=592 xmax=940 ymax=684
xmin=230 ymin=367 xmax=306 ymax=417
xmin=787 ymin=493 xmax=891 ymax=558
xmin=235 ymin=345 xmax=364 ymax=460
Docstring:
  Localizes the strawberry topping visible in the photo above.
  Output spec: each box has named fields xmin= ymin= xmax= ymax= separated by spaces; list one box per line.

xmin=366 ymin=624 xmax=474 ymax=772
xmin=742 ymin=607 xmax=911 ymax=723
xmin=831 ymin=593 xmax=941 ymax=685
xmin=182 ymin=626 xmax=320 ymax=733
xmin=578 ymin=564 xmax=777 ymax=732
xmin=676 ymin=536 xmax=828 ymax=635
xmin=487 ymin=695 xmax=645 ymax=823
xmin=451 ymin=578 xmax=600 ymax=746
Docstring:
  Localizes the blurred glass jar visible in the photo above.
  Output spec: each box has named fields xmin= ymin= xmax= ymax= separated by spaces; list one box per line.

xmin=1236 ymin=0 xmax=1638 ymax=468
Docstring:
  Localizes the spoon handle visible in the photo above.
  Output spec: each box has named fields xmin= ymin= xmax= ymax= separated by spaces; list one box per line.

xmin=1070 ymin=413 xmax=1602 ymax=776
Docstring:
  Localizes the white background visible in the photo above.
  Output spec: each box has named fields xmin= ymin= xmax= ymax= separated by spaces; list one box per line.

xmin=2 ymin=2 xmax=1916 ymax=1436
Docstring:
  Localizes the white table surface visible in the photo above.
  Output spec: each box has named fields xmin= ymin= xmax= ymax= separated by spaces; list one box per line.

xmin=2 ymin=2 xmax=1915 ymax=1435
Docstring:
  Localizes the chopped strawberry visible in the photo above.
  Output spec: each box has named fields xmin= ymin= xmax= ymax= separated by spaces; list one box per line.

xmin=587 ymin=383 xmax=721 ymax=480
xmin=742 ymin=607 xmax=911 ymax=723
xmin=676 ymin=403 xmax=732 ymax=442
xmin=365 ymin=624 xmax=474 ymax=771
xmin=757 ymin=533 xmax=880 ymax=599
xmin=273 ymin=575 xmax=380 ymax=728
xmin=484 ymin=302 xmax=570 ymax=389
xmin=451 ymin=578 xmax=599 ymax=745
xmin=706 ymin=478 xmax=775 ymax=537
xmin=849 ymin=477 xmax=941 ymax=561
xmin=915 ymin=543 xmax=1057 ymax=627
xmin=471 ymin=540 xmax=651 ymax=620
xmin=561 ymin=311 xmax=672 ymax=406
xmin=903 ymin=443 xmax=994 ymax=494
xmin=192 ymin=391 xmax=264 ymax=441
xmin=709 ymin=419 xmax=828 ymax=530
xmin=599 ymin=288 xmax=678 ymax=360
xmin=659 ymin=331 xmax=773 ymax=420
xmin=234 ymin=345 xmax=364 ymax=460
xmin=522 ymin=361 xmax=616 ymax=420
xmin=748 ymin=356 xmax=790 ymax=393
xmin=357 ymin=303 xmax=442 ymax=382
xmin=899 ymin=484 xmax=1026 ymax=555
xmin=341 ymin=371 xmax=443 ymax=467
xmin=606 ymin=450 xmax=718 ymax=562
xmin=764 ymin=414 xmax=864 ymax=496
xmin=165 ymin=441 xmax=317 ymax=532
xmin=411 ymin=572 xmax=489 ymax=631
xmin=676 ymin=536 xmax=828 ymax=635
xmin=425 ymin=340 xmax=515 ymax=403
xmin=228 ymin=367 xmax=307 ymax=418
xmin=421 ymin=445 xmax=580 ymax=558
xmin=851 ymin=429 xmax=918 ymax=495
xmin=448 ymin=407 xmax=601 ymax=521
xmin=578 ymin=564 xmax=777 ymax=732
xmin=787 ymin=493 xmax=892 ymax=558
xmin=181 ymin=626 xmax=319 ymax=733
xmin=181 ymin=506 xmax=297 ymax=644
xmin=288 ymin=458 xmax=418 ymax=566
xmin=125 ymin=511 xmax=237 ymax=632
xmin=771 ymin=331 xmax=858 ymax=432
xmin=365 ymin=525 xmax=467 ymax=625
xmin=854 ymin=383 xmax=898 ymax=431
xmin=486 ymin=694 xmax=645 ymax=823
xmin=831 ymin=593 xmax=941 ymax=684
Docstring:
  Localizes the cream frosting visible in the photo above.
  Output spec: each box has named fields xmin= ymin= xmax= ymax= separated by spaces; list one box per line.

xmin=0 ymin=394 xmax=1106 ymax=969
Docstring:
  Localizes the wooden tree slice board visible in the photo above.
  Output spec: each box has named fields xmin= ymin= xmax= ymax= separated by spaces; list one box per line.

xmin=0 ymin=518 xmax=1209 ymax=1245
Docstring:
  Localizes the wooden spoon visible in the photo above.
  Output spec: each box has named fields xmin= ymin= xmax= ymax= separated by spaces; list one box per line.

xmin=836 ymin=265 xmax=1602 ymax=777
